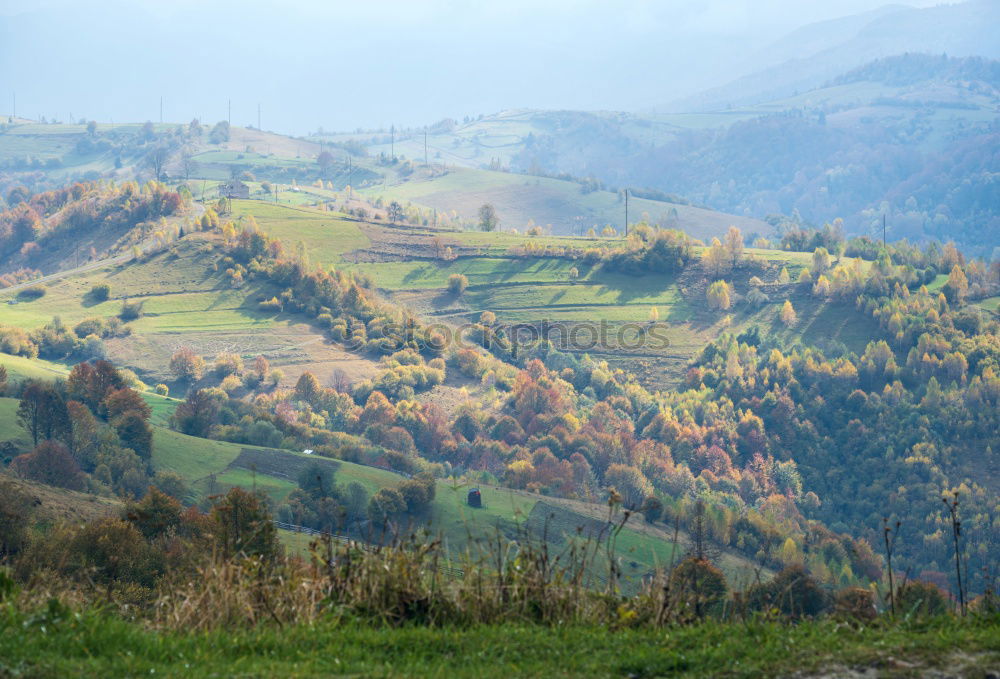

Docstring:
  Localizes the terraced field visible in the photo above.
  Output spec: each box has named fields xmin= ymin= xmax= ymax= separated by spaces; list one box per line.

xmin=0 ymin=232 xmax=379 ymax=390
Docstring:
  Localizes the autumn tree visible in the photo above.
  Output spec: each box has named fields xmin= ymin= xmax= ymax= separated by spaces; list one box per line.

xmin=209 ymin=120 xmax=230 ymax=144
xmin=724 ymin=226 xmax=744 ymax=267
xmin=605 ymin=463 xmax=653 ymax=509
xmin=171 ymin=389 xmax=220 ymax=438
xmin=143 ymin=144 xmax=171 ymax=181
xmin=72 ymin=517 xmax=152 ymax=586
xmin=669 ymin=557 xmax=729 ymax=617
xmin=101 ymin=387 xmax=151 ymax=421
xmin=387 ymin=201 xmax=404 ymax=223
xmin=780 ymin=299 xmax=797 ymax=326
xmin=253 ymin=355 xmax=270 ymax=380
xmin=0 ymin=478 xmax=32 ymax=557
xmin=12 ymin=440 xmax=85 ymax=490
xmin=702 ymin=237 xmax=728 ymax=277
xmin=125 ymin=487 xmax=182 ymax=540
xmin=169 ymin=347 xmax=205 ymax=381
xmin=211 ymin=487 xmax=279 ymax=560
xmin=706 ymin=280 xmax=733 ymax=310
xmin=813 ymin=274 xmax=831 ymax=297
xmin=114 ymin=411 xmax=154 ymax=460
xmin=317 ymin=150 xmax=335 ymax=171
xmin=17 ymin=381 xmax=70 ymax=446
xmin=213 ymin=352 xmax=244 ymax=377
xmin=294 ymin=371 xmax=321 ymax=403
xmin=66 ymin=400 xmax=100 ymax=469
xmin=67 ymin=360 xmax=125 ymax=411
xmin=478 ymin=203 xmax=499 ymax=232
xmin=943 ymin=265 xmax=968 ymax=305
xmin=368 ymin=487 xmax=406 ymax=523
xmin=448 ymin=273 xmax=468 ymax=296
xmin=812 ymin=247 xmax=831 ymax=276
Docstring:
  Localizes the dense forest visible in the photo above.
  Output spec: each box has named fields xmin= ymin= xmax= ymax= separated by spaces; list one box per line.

xmin=5 ymin=207 xmax=995 ymax=596
xmin=510 ymin=55 xmax=1000 ymax=256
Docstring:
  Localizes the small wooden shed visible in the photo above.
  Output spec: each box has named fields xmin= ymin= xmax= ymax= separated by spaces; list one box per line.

xmin=467 ymin=488 xmax=482 ymax=508
xmin=219 ymin=179 xmax=250 ymax=199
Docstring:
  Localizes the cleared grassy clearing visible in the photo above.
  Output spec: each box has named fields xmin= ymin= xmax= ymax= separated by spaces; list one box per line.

xmin=977 ymin=296 xmax=999 ymax=312
xmin=0 ymin=354 xmax=71 ymax=383
xmin=362 ymin=166 xmax=767 ymax=240
xmin=146 ymin=424 xmax=697 ymax=580
xmin=230 ymin=201 xmax=369 ymax=265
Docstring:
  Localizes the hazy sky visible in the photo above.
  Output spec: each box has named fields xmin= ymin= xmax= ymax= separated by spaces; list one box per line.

xmin=0 ymin=0 xmax=946 ymax=134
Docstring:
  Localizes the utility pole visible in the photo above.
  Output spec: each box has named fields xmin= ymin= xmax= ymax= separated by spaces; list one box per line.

xmin=624 ymin=189 xmax=629 ymax=237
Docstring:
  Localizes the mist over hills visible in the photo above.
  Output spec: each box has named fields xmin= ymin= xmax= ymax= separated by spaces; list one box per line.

xmin=664 ymin=0 xmax=1000 ymax=112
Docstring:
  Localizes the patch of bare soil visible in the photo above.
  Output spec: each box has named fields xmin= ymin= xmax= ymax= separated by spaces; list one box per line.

xmin=793 ymin=651 xmax=1000 ymax=678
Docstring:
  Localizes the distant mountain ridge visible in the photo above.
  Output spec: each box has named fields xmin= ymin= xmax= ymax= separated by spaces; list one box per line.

xmin=828 ymin=52 xmax=1000 ymax=88
xmin=665 ymin=0 xmax=1000 ymax=112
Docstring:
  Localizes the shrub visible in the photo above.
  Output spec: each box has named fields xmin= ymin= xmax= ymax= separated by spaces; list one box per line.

xmin=73 ymin=317 xmax=105 ymax=338
xmin=259 ymin=296 xmax=282 ymax=312
xmin=833 ymin=587 xmax=876 ymax=622
xmin=214 ymin=352 xmax=244 ymax=377
xmin=90 ymin=283 xmax=111 ymax=301
xmin=447 ymin=273 xmax=468 ymax=296
xmin=669 ymin=557 xmax=729 ymax=615
xmin=220 ymin=374 xmax=243 ymax=394
xmin=747 ymin=566 xmax=829 ymax=619
xmin=17 ymin=285 xmax=45 ymax=300
xmin=0 ymin=325 xmax=38 ymax=358
xmin=896 ymin=580 xmax=950 ymax=618
xmin=119 ymin=299 xmax=143 ymax=321
xmin=154 ymin=383 xmax=169 ymax=396
xmin=746 ymin=288 xmax=769 ymax=308
xmin=81 ymin=334 xmax=106 ymax=359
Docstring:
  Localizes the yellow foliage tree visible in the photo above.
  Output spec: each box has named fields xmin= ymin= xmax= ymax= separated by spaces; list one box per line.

xmin=780 ymin=299 xmax=797 ymax=326
xmin=706 ymin=280 xmax=732 ymax=310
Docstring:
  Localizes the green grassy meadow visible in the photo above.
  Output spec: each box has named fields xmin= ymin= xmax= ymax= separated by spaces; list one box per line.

xmin=1 ymin=605 xmax=996 ymax=678
xmin=360 ymin=166 xmax=768 ymax=241
xmin=143 ymin=418 xmax=700 ymax=583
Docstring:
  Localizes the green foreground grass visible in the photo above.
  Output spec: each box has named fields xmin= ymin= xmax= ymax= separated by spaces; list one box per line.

xmin=0 ymin=604 xmax=996 ymax=678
